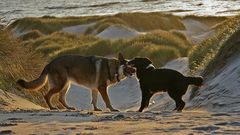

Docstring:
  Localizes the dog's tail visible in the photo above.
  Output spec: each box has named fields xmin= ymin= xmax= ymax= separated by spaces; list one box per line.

xmin=17 ymin=64 xmax=49 ymax=91
xmin=185 ymin=76 xmax=203 ymax=86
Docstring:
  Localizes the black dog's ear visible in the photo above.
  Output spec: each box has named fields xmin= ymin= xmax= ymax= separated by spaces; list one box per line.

xmin=144 ymin=57 xmax=153 ymax=64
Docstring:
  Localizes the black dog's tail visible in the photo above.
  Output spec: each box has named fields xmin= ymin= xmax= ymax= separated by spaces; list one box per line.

xmin=185 ymin=76 xmax=203 ymax=86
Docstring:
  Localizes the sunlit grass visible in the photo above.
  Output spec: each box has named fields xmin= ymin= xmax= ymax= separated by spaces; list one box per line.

xmin=9 ymin=16 xmax=103 ymax=34
xmin=23 ymin=28 xmax=190 ymax=67
xmin=188 ymin=15 xmax=240 ymax=73
xmin=10 ymin=12 xmax=187 ymax=35
xmin=19 ymin=30 xmax=43 ymax=41
xmin=0 ymin=29 xmax=48 ymax=107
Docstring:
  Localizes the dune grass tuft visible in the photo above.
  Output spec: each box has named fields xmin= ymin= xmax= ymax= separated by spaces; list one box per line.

xmin=9 ymin=16 xmax=103 ymax=34
xmin=25 ymin=28 xmax=190 ymax=67
xmin=0 ymin=29 xmax=49 ymax=106
xmin=188 ymin=15 xmax=240 ymax=73
xmin=116 ymin=12 xmax=185 ymax=31
xmin=19 ymin=30 xmax=44 ymax=41
xmin=10 ymin=12 xmax=187 ymax=36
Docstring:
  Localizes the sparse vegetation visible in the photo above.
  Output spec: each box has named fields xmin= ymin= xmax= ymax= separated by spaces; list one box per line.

xmin=19 ymin=30 xmax=44 ymax=41
xmin=21 ymin=28 xmax=191 ymax=67
xmin=9 ymin=16 xmax=103 ymax=34
xmin=0 ymin=29 xmax=48 ymax=106
xmin=10 ymin=12 xmax=186 ymax=35
xmin=189 ymin=15 xmax=240 ymax=74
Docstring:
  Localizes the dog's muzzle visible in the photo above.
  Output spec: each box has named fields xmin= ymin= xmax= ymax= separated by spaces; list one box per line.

xmin=124 ymin=65 xmax=136 ymax=76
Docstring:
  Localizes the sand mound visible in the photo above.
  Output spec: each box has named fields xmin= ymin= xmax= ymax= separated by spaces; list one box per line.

xmin=62 ymin=23 xmax=95 ymax=34
xmin=181 ymin=18 xmax=216 ymax=44
xmin=96 ymin=25 xmax=140 ymax=40
xmin=0 ymin=89 xmax=44 ymax=110
xmin=189 ymin=52 xmax=240 ymax=112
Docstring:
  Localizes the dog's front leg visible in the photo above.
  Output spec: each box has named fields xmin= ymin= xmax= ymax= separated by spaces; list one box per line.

xmin=138 ymin=90 xmax=152 ymax=112
xmin=98 ymin=85 xmax=119 ymax=112
xmin=91 ymin=89 xmax=102 ymax=111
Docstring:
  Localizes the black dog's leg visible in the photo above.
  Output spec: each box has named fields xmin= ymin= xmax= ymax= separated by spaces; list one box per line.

xmin=138 ymin=90 xmax=152 ymax=112
xmin=168 ymin=91 xmax=185 ymax=112
xmin=144 ymin=93 xmax=153 ymax=108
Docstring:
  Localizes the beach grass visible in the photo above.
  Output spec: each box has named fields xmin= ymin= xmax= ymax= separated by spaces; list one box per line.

xmin=9 ymin=16 xmax=103 ymax=34
xmin=188 ymin=15 xmax=240 ymax=74
xmin=0 ymin=29 xmax=49 ymax=106
xmin=22 ymin=27 xmax=191 ymax=67
xmin=19 ymin=30 xmax=44 ymax=41
xmin=10 ymin=12 xmax=187 ymax=35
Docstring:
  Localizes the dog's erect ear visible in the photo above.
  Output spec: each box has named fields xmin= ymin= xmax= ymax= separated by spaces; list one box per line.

xmin=118 ymin=52 xmax=124 ymax=62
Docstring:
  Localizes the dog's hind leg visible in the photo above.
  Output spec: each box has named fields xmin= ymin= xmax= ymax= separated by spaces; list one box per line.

xmin=91 ymin=89 xmax=102 ymax=111
xmin=44 ymin=71 xmax=67 ymax=110
xmin=59 ymin=82 xmax=76 ymax=110
xmin=98 ymin=85 xmax=118 ymax=112
xmin=44 ymin=88 xmax=60 ymax=110
xmin=168 ymin=91 xmax=185 ymax=112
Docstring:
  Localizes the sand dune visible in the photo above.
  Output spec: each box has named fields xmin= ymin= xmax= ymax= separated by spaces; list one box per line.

xmin=189 ymin=53 xmax=240 ymax=112
xmin=0 ymin=89 xmax=44 ymax=110
xmin=62 ymin=23 xmax=95 ymax=34
xmin=96 ymin=25 xmax=140 ymax=40
xmin=181 ymin=18 xmax=216 ymax=44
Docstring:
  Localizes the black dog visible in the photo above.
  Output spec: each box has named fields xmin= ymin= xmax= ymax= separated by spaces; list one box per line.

xmin=128 ymin=57 xmax=203 ymax=112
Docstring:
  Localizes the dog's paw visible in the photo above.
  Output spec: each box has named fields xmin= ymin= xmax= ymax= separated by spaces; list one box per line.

xmin=49 ymin=107 xmax=58 ymax=110
xmin=67 ymin=107 xmax=77 ymax=110
xmin=110 ymin=109 xmax=120 ymax=112
xmin=94 ymin=108 xmax=102 ymax=111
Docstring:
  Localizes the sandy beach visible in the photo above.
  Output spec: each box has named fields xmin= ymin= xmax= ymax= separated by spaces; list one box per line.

xmin=1 ymin=109 xmax=240 ymax=135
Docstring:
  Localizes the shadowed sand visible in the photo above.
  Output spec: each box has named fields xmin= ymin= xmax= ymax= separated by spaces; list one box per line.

xmin=0 ymin=110 xmax=239 ymax=135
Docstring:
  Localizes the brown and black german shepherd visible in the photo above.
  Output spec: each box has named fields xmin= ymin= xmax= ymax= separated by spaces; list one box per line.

xmin=17 ymin=53 xmax=135 ymax=111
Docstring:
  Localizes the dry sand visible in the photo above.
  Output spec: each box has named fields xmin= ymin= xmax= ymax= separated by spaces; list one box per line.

xmin=0 ymin=89 xmax=44 ymax=111
xmin=96 ymin=25 xmax=140 ymax=40
xmin=0 ymin=110 xmax=239 ymax=135
xmin=181 ymin=18 xmax=216 ymax=44
xmin=62 ymin=23 xmax=95 ymax=34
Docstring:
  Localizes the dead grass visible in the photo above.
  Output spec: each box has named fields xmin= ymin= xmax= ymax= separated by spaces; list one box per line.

xmin=0 ymin=29 xmax=48 ymax=107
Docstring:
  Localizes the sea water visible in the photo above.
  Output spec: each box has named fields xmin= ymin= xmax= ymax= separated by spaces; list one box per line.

xmin=1 ymin=0 xmax=240 ymax=23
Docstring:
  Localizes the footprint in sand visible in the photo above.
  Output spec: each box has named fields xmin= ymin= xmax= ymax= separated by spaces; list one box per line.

xmin=7 ymin=117 xmax=27 ymax=123
xmin=215 ymin=121 xmax=240 ymax=126
xmin=192 ymin=125 xmax=220 ymax=131
xmin=0 ymin=123 xmax=17 ymax=127
xmin=0 ymin=130 xmax=14 ymax=134
xmin=62 ymin=127 xmax=77 ymax=130
xmin=39 ymin=113 xmax=53 ymax=116
xmin=84 ymin=126 xmax=98 ymax=130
